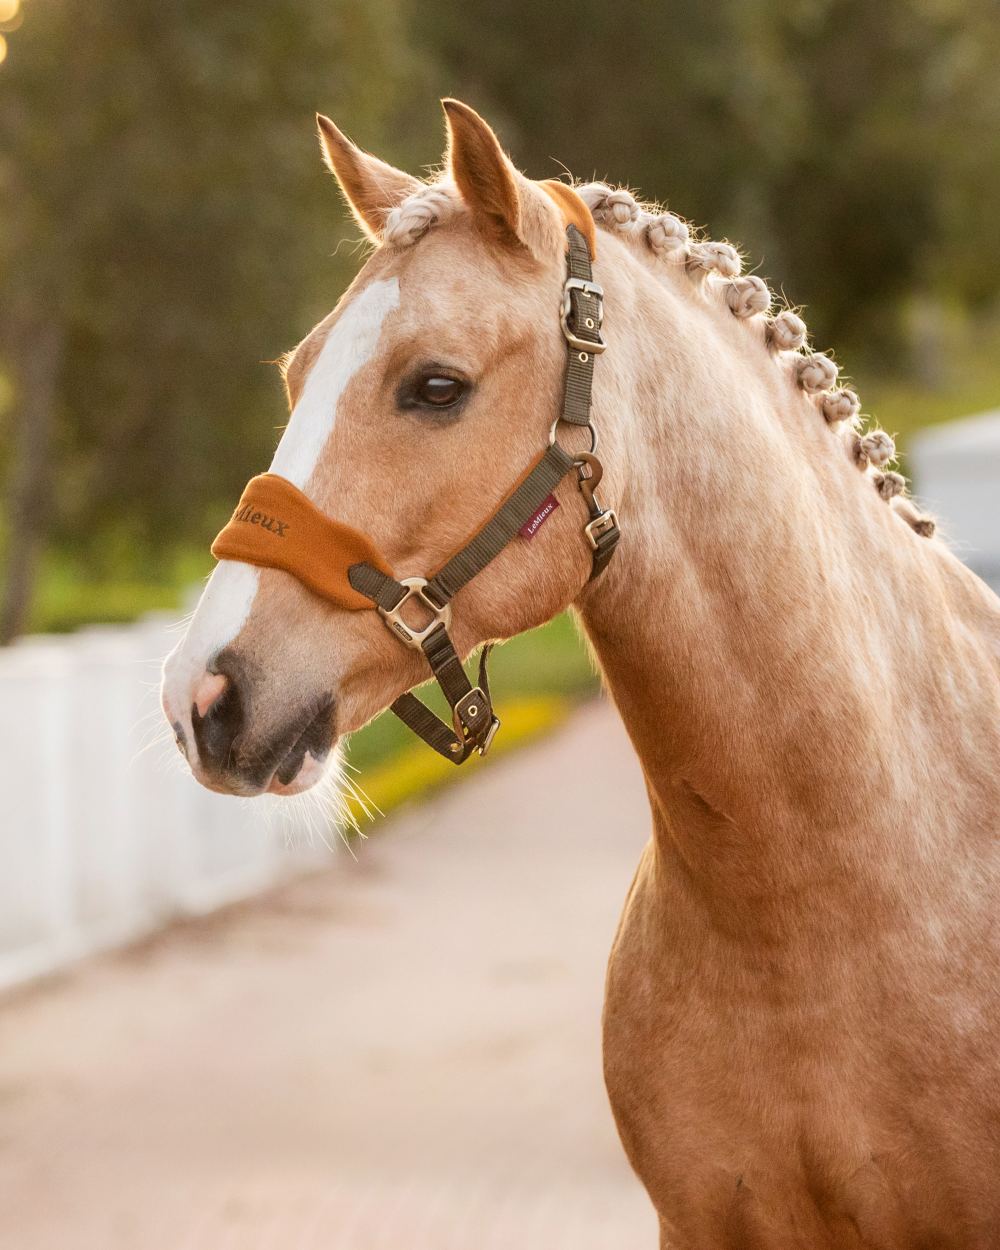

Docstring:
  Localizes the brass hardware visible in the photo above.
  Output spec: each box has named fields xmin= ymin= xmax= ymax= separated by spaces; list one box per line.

xmin=576 ymin=455 xmax=617 ymax=548
xmin=562 ymin=326 xmax=604 ymax=352
xmin=549 ymin=417 xmax=598 ymax=454
xmin=454 ymin=686 xmax=490 ymax=742
xmin=575 ymin=452 xmax=604 ymax=512
xmin=378 ymin=577 xmax=452 ymax=650
xmin=585 ymin=509 xmax=619 ymax=549
xmin=561 ymin=276 xmax=606 ymax=354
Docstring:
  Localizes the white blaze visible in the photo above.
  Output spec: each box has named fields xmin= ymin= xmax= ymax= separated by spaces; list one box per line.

xmin=170 ymin=560 xmax=261 ymax=683
xmin=163 ymin=276 xmax=400 ymax=720
xmin=270 ymin=277 xmax=401 ymax=486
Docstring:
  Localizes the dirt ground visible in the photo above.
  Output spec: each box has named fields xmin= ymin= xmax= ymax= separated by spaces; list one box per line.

xmin=0 ymin=700 xmax=656 ymax=1249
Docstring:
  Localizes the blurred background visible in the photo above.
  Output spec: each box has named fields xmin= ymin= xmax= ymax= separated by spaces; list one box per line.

xmin=4 ymin=0 xmax=1000 ymax=641
xmin=3 ymin=0 xmax=999 ymax=792
xmin=0 ymin=1 xmax=998 ymax=1245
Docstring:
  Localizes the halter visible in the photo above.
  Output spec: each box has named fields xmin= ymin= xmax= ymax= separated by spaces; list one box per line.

xmin=212 ymin=221 xmax=620 ymax=764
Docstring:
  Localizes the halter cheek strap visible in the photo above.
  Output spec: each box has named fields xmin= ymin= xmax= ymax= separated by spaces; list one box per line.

xmin=211 ymin=220 xmax=620 ymax=764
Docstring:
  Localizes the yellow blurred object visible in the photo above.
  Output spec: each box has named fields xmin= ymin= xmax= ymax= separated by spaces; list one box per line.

xmin=0 ymin=0 xmax=17 ymax=24
xmin=0 ymin=34 xmax=7 ymax=64
xmin=348 ymin=694 xmax=571 ymax=821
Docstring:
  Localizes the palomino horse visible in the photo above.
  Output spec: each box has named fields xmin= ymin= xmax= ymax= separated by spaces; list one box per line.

xmin=162 ymin=100 xmax=1000 ymax=1247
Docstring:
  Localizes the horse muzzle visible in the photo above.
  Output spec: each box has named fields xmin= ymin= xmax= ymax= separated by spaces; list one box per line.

xmin=163 ymin=650 xmax=336 ymax=797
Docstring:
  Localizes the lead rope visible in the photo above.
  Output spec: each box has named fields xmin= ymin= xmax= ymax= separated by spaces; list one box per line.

xmin=348 ymin=224 xmax=620 ymax=763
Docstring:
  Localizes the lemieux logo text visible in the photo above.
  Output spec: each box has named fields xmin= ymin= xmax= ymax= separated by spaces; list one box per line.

xmin=232 ymin=504 xmax=289 ymax=538
xmin=518 ymin=494 xmax=559 ymax=541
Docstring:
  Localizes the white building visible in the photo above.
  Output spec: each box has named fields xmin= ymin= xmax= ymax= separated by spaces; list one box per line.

xmin=910 ymin=407 xmax=1000 ymax=593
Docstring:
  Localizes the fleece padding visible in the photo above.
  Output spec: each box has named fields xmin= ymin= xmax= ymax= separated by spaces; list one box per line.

xmin=211 ymin=473 xmax=394 ymax=611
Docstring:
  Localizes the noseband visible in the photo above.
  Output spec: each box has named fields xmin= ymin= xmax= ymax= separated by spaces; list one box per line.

xmin=212 ymin=222 xmax=620 ymax=764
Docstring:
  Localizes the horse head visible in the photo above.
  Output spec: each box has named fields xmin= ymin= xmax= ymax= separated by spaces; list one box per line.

xmin=161 ymin=101 xmax=606 ymax=796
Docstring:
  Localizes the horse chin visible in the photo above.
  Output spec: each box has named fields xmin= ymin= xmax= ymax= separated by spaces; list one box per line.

xmin=265 ymin=750 xmax=329 ymax=796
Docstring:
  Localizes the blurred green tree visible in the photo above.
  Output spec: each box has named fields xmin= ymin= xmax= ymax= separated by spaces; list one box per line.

xmin=420 ymin=0 xmax=1000 ymax=354
xmin=0 ymin=0 xmax=430 ymax=640
xmin=2 ymin=0 xmax=998 ymax=638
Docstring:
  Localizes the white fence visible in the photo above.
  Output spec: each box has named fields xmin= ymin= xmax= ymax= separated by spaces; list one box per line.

xmin=0 ymin=613 xmax=334 ymax=992
xmin=0 ymin=410 xmax=994 ymax=994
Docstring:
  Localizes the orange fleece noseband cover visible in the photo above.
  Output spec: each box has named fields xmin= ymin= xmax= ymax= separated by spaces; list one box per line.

xmin=211 ymin=473 xmax=393 ymax=611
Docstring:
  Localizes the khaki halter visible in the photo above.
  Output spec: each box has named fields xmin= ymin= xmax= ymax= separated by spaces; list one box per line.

xmin=212 ymin=216 xmax=620 ymax=763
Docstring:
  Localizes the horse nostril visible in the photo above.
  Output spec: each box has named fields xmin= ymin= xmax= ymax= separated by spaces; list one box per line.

xmin=191 ymin=669 xmax=244 ymax=773
xmin=192 ymin=671 xmax=228 ymax=719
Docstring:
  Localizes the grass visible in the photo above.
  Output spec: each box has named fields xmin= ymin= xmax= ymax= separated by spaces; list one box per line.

xmin=27 ymin=547 xmax=212 ymax=635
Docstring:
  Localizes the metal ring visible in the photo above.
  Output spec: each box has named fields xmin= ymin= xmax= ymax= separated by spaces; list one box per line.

xmin=377 ymin=576 xmax=452 ymax=650
xmin=549 ymin=417 xmax=598 ymax=454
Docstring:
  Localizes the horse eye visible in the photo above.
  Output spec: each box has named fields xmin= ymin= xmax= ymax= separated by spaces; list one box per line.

xmin=416 ymin=375 xmax=465 ymax=407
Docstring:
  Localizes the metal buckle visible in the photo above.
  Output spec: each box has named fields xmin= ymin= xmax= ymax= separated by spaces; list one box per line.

xmin=455 ymin=686 xmax=487 ymax=730
xmin=585 ymin=509 xmax=619 ymax=550
xmin=453 ymin=687 xmax=500 ymax=756
xmin=561 ymin=277 xmax=606 ymax=355
xmin=378 ymin=577 xmax=452 ymax=650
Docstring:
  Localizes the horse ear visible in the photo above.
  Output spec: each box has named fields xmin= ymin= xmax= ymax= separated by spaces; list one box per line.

xmin=316 ymin=115 xmax=421 ymax=241
xmin=442 ymin=99 xmax=527 ymax=248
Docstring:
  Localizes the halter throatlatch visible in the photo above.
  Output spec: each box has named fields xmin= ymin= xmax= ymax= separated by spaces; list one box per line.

xmin=212 ymin=221 xmax=620 ymax=764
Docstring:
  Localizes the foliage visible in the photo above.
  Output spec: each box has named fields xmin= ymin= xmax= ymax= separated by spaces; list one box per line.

xmin=2 ymin=0 xmax=1000 ymax=636
xmin=26 ymin=544 xmax=212 ymax=634
xmin=0 ymin=0 xmax=433 ymax=570
xmin=421 ymin=0 xmax=1000 ymax=358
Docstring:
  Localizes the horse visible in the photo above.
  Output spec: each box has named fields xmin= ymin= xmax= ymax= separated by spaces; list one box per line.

xmin=161 ymin=99 xmax=1000 ymax=1247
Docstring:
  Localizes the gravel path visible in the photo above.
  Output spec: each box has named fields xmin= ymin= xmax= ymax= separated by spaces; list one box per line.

xmin=0 ymin=700 xmax=656 ymax=1249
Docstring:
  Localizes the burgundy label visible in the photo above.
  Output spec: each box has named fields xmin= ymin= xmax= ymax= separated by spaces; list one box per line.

xmin=519 ymin=494 xmax=559 ymax=540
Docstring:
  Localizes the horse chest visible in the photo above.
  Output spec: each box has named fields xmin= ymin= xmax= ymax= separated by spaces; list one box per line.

xmin=602 ymin=846 xmax=1000 ymax=1248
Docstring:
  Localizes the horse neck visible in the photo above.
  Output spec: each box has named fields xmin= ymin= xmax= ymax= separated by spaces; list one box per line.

xmin=575 ymin=239 xmax=1000 ymax=935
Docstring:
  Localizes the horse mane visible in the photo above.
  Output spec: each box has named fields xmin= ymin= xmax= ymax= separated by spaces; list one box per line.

xmin=379 ymin=178 xmax=936 ymax=538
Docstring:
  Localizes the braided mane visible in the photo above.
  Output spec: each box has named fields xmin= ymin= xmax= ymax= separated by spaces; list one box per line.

xmin=381 ymin=178 xmax=935 ymax=538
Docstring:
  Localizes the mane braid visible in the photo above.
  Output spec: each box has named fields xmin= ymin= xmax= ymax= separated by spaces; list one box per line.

xmin=570 ymin=180 xmax=936 ymax=540
xmin=376 ymin=175 xmax=936 ymax=540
